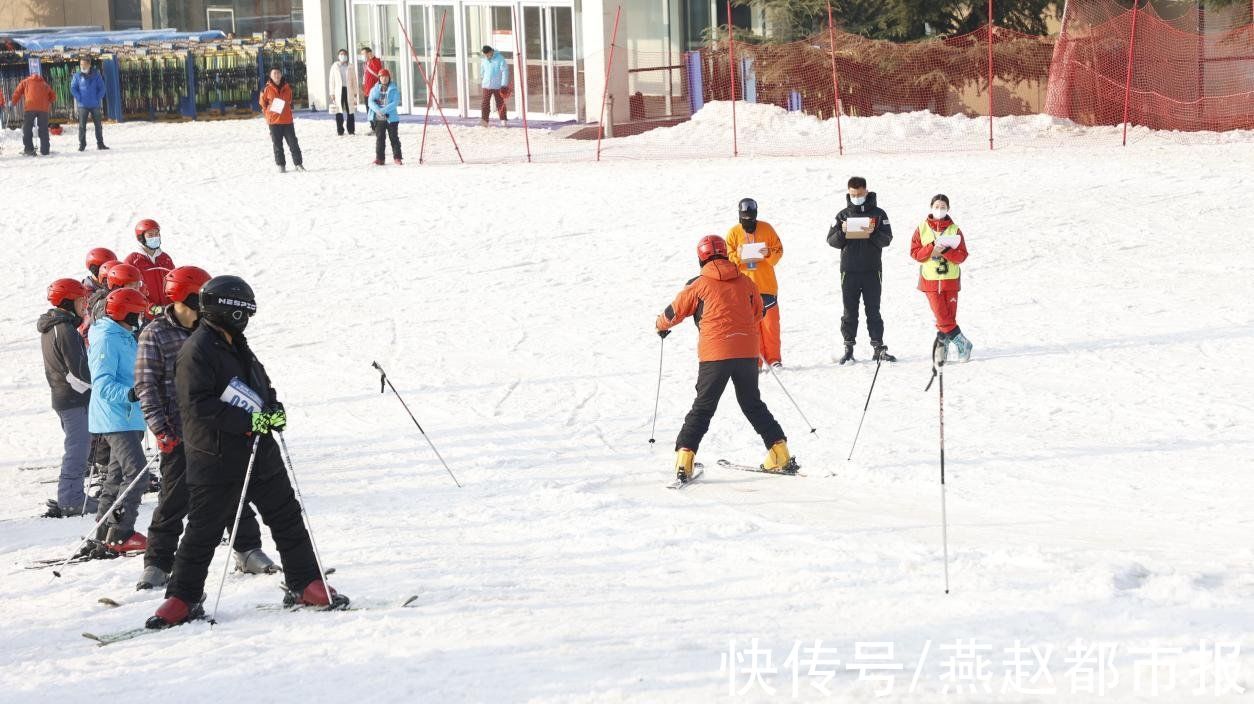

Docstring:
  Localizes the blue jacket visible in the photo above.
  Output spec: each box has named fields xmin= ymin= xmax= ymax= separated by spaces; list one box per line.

xmin=87 ymin=318 xmax=145 ymax=434
xmin=71 ymin=69 xmax=106 ymax=109
xmin=480 ymin=53 xmax=509 ymax=90
xmin=367 ymin=83 xmax=400 ymax=123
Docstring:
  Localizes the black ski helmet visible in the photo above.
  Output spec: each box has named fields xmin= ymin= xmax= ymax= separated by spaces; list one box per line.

xmin=738 ymin=197 xmax=758 ymax=220
xmin=199 ymin=275 xmax=256 ymax=333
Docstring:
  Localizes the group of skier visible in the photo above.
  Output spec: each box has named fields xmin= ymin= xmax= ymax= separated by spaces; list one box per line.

xmin=38 ymin=220 xmax=345 ymax=630
xmin=656 ymin=179 xmax=972 ymax=483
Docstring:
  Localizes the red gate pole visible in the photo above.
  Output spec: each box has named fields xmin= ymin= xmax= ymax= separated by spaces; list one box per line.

xmin=511 ymin=6 xmax=532 ymax=162
xmin=418 ymin=10 xmax=448 ymax=164
xmin=1120 ymin=0 xmax=1141 ymax=146
xmin=399 ymin=13 xmax=464 ymax=163
xmin=825 ymin=0 xmax=844 ymax=155
xmin=727 ymin=0 xmax=738 ymax=157
xmin=987 ymin=0 xmax=994 ymax=150
xmin=595 ymin=5 xmax=623 ymax=161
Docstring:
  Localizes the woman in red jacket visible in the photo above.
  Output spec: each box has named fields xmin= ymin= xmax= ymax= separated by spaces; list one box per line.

xmin=909 ymin=194 xmax=972 ymax=363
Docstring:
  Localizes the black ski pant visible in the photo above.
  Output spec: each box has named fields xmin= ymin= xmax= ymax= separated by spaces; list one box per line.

xmin=675 ymin=357 xmax=785 ymax=452
xmin=334 ymin=88 xmax=356 ymax=135
xmin=78 ymin=107 xmax=104 ymax=148
xmin=145 ymin=444 xmax=262 ymax=574
xmin=22 ymin=110 xmax=50 ymax=154
xmin=268 ymin=123 xmax=303 ymax=167
xmin=374 ymin=120 xmax=401 ymax=161
xmin=167 ymin=464 xmax=319 ymax=603
xmin=840 ymin=270 xmax=885 ymax=345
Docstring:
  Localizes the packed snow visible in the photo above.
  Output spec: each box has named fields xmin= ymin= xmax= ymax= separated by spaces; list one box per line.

xmin=1 ymin=107 xmax=1252 ymax=703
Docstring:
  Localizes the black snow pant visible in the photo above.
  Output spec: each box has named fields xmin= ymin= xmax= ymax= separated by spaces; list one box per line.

xmin=145 ymin=444 xmax=262 ymax=574
xmin=268 ymin=123 xmax=303 ymax=167
xmin=78 ymin=107 xmax=104 ymax=149
xmin=22 ymin=110 xmax=50 ymax=154
xmin=374 ymin=120 xmax=401 ymax=161
xmin=166 ymin=465 xmax=319 ymax=603
xmin=675 ymin=358 xmax=785 ymax=453
xmin=840 ymin=270 xmax=885 ymax=345
xmin=334 ymin=88 xmax=355 ymax=135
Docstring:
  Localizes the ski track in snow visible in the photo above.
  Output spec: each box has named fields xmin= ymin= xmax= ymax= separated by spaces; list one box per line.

xmin=1 ymin=112 xmax=1252 ymax=703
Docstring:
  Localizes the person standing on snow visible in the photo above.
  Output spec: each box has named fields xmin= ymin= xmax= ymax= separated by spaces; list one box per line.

xmin=84 ymin=287 xmax=153 ymax=557
xmin=70 ymin=56 xmax=108 ymax=152
xmin=328 ymin=49 xmax=358 ymax=136
xmin=827 ymin=176 xmax=896 ymax=365
xmin=134 ymin=266 xmax=277 ymax=591
xmin=726 ymin=198 xmax=785 ymax=369
xmin=125 ymin=219 xmax=175 ymax=306
xmin=479 ymin=46 xmax=510 ymax=127
xmin=368 ymin=68 xmax=402 ymax=165
xmin=39 ymin=279 xmax=96 ymax=518
xmin=11 ymin=70 xmax=56 ymax=156
xmin=655 ymin=235 xmax=797 ymax=484
xmin=359 ymin=47 xmax=383 ymax=136
xmin=910 ymin=194 xmax=972 ymax=363
xmin=150 ymin=276 xmax=346 ymax=628
xmin=260 ymin=67 xmax=304 ymax=173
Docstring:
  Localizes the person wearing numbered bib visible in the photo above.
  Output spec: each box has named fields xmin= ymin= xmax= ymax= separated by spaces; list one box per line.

xmin=910 ymin=194 xmax=972 ymax=363
xmin=153 ymin=275 xmax=346 ymax=628
xmin=726 ymin=197 xmax=785 ymax=369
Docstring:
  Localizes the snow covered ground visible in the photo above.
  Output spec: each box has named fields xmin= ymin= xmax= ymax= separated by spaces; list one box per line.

xmin=1 ymin=108 xmax=1252 ymax=703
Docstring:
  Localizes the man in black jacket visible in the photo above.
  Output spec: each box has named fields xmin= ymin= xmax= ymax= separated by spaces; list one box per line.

xmin=150 ymin=275 xmax=346 ymax=628
xmin=39 ymin=279 xmax=96 ymax=517
xmin=827 ymin=176 xmax=897 ymax=365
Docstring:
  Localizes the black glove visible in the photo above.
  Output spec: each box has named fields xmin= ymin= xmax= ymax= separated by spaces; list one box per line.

xmin=127 ymin=388 xmax=139 ymax=402
xmin=657 ymin=329 xmax=671 ymax=339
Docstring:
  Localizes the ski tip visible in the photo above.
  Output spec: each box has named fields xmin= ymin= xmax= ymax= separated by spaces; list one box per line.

xmin=401 ymin=595 xmax=419 ymax=607
xmin=81 ymin=632 xmax=100 ymax=642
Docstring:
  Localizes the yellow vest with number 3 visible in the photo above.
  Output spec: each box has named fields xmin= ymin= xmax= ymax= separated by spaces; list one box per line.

xmin=917 ymin=221 xmax=961 ymax=282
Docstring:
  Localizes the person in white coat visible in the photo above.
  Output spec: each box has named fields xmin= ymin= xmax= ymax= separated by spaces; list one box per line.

xmin=328 ymin=49 xmax=360 ymax=136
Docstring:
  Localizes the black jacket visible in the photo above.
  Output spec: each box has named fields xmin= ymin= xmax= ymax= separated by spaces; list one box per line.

xmin=175 ymin=321 xmax=281 ymax=486
xmin=826 ymin=191 xmax=893 ymax=273
xmin=38 ymin=308 xmax=92 ymax=410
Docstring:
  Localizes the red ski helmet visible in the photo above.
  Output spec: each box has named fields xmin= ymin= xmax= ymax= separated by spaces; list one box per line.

xmin=164 ymin=266 xmax=212 ymax=305
xmin=135 ymin=218 xmax=161 ymax=241
xmin=107 ymin=262 xmax=143 ymax=289
xmin=696 ymin=235 xmax=729 ymax=264
xmin=97 ymin=260 xmax=121 ymax=283
xmin=48 ymin=278 xmax=87 ymax=307
xmin=86 ymin=247 xmax=118 ymax=274
xmin=105 ymin=288 xmax=149 ymax=323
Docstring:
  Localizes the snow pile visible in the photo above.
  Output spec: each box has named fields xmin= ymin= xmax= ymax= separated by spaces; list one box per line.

xmin=0 ymin=117 xmax=1252 ymax=702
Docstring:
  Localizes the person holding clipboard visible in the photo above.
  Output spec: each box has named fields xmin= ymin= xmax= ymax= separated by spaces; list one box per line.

xmin=910 ymin=194 xmax=971 ymax=363
xmin=726 ymin=198 xmax=785 ymax=369
xmin=259 ymin=67 xmax=305 ymax=173
xmin=827 ymin=176 xmax=896 ymax=365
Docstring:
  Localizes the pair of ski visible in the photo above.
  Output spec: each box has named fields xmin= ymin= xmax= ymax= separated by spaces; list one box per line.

xmin=667 ymin=459 xmax=805 ymax=489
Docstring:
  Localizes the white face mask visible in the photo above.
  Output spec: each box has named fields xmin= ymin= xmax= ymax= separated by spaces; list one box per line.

xmin=145 ymin=236 xmax=162 ymax=250
xmin=931 ymin=208 xmax=949 ymax=220
xmin=339 ymin=54 xmax=348 ymax=63
xmin=850 ymin=195 xmax=866 ymax=206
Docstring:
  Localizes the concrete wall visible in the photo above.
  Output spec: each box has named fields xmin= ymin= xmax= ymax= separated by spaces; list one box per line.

xmin=0 ymin=0 xmax=112 ymax=29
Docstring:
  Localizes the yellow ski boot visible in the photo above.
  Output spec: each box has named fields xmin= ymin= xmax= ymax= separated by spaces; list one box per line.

xmin=675 ymin=448 xmax=696 ymax=483
xmin=761 ymin=441 xmax=799 ymax=474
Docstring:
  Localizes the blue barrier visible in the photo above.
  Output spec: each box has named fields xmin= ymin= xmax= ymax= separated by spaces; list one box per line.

xmin=685 ymin=51 xmax=703 ymax=115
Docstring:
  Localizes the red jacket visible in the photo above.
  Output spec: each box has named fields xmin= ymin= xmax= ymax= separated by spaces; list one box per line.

xmin=260 ymin=79 xmax=294 ymax=125
xmin=657 ymin=259 xmax=763 ymax=362
xmin=125 ymin=251 xmax=175 ymax=306
xmin=11 ymin=75 xmax=55 ymax=113
xmin=909 ymin=216 xmax=969 ymax=293
xmin=362 ymin=57 xmax=383 ymax=98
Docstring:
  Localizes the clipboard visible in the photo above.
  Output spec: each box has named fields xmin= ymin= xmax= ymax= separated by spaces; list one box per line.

xmin=740 ymin=242 xmax=767 ymax=260
xmin=269 ymin=97 xmax=286 ymax=114
xmin=846 ymin=216 xmax=874 ymax=239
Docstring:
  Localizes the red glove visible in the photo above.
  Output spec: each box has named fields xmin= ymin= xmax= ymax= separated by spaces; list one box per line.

xmin=156 ymin=433 xmax=181 ymax=454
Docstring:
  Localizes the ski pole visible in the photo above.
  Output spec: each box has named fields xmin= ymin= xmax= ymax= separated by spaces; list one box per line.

xmin=209 ymin=435 xmax=261 ymax=626
xmin=764 ymin=359 xmax=817 ymax=434
xmin=846 ymin=356 xmax=882 ymax=461
xmin=275 ymin=431 xmax=334 ymax=606
xmin=938 ymin=360 xmax=951 ymax=595
xmin=372 ymin=362 xmax=461 ymax=488
xmin=648 ymin=337 xmax=665 ymax=445
xmin=51 ymin=451 xmax=159 ymax=579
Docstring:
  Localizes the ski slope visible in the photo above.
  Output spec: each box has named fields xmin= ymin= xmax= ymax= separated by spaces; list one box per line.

xmin=1 ymin=111 xmax=1252 ymax=703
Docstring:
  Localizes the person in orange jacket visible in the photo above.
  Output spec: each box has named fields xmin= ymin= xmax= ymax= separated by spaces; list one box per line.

xmin=725 ymin=198 xmax=784 ymax=369
xmin=909 ymin=194 xmax=972 ymax=363
xmin=259 ymin=66 xmax=304 ymax=173
xmin=655 ymin=235 xmax=796 ymax=484
xmin=12 ymin=71 xmax=56 ymax=156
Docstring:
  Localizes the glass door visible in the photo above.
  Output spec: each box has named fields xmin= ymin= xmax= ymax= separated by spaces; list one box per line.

xmin=464 ymin=4 xmax=515 ymax=120
xmin=407 ymin=4 xmax=431 ymax=109
xmin=520 ymin=4 xmax=578 ymax=119
xmin=353 ymin=3 xmax=405 ymax=111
